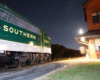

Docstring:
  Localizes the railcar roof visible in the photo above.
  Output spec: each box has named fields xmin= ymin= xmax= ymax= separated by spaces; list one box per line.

xmin=0 ymin=3 xmax=46 ymax=32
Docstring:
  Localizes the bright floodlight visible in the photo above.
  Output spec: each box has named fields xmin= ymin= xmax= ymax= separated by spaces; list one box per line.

xmin=81 ymin=37 xmax=85 ymax=41
xmin=79 ymin=29 xmax=83 ymax=34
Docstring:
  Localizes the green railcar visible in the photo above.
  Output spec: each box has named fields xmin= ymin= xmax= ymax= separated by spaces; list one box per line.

xmin=0 ymin=3 xmax=51 ymax=67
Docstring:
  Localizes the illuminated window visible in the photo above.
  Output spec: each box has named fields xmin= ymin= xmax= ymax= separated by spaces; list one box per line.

xmin=95 ymin=38 xmax=100 ymax=51
xmin=92 ymin=12 xmax=100 ymax=23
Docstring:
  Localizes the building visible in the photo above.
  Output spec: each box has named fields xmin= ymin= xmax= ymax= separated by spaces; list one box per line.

xmin=75 ymin=0 xmax=100 ymax=59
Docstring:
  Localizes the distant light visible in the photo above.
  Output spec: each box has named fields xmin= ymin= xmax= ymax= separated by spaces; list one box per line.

xmin=81 ymin=37 xmax=85 ymax=41
xmin=64 ymin=65 xmax=67 ymax=68
xmin=79 ymin=29 xmax=83 ymax=34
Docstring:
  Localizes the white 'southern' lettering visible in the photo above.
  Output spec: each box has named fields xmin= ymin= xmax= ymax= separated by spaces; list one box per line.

xmin=3 ymin=25 xmax=8 ymax=32
xmin=9 ymin=27 xmax=13 ymax=33
xmin=3 ymin=25 xmax=36 ymax=40
xmin=19 ymin=30 xmax=22 ymax=35
xmin=14 ymin=29 xmax=18 ymax=34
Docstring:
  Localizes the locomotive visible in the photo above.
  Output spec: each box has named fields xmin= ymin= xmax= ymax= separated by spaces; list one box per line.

xmin=0 ymin=3 xmax=51 ymax=67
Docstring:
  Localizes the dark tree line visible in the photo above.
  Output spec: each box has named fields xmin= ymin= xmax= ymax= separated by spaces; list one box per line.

xmin=51 ymin=44 xmax=81 ymax=60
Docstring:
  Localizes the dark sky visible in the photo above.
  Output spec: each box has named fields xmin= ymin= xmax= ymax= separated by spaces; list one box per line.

xmin=0 ymin=0 xmax=88 ymax=50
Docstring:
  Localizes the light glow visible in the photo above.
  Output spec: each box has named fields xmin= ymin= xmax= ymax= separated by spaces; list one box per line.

xmin=81 ymin=37 xmax=85 ymax=41
xmin=96 ymin=46 xmax=99 ymax=51
xmin=79 ymin=29 xmax=83 ymax=34
xmin=29 ymin=41 xmax=34 ymax=46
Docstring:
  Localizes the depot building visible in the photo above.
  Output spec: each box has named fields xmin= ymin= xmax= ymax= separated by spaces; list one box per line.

xmin=75 ymin=0 xmax=100 ymax=59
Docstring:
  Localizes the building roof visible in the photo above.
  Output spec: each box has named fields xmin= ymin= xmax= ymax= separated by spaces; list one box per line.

xmin=75 ymin=29 xmax=100 ymax=39
xmin=82 ymin=0 xmax=93 ymax=8
xmin=82 ymin=1 xmax=88 ymax=8
xmin=82 ymin=0 xmax=93 ymax=21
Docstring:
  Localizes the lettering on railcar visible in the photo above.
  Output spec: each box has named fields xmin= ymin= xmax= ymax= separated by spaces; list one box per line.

xmin=3 ymin=25 xmax=36 ymax=40
xmin=44 ymin=39 xmax=49 ymax=43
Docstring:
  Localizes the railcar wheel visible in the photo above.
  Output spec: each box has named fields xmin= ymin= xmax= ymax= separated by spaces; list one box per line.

xmin=15 ymin=60 xmax=19 ymax=67
xmin=26 ymin=59 xmax=31 ymax=65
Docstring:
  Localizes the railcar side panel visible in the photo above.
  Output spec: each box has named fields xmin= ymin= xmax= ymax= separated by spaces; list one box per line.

xmin=0 ymin=3 xmax=51 ymax=67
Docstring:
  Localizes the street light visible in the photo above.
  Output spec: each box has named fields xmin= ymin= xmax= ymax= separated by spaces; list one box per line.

xmin=79 ymin=29 xmax=85 ymax=41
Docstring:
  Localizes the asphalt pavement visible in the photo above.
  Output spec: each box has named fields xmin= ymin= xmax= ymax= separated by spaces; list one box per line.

xmin=0 ymin=60 xmax=69 ymax=80
xmin=0 ymin=58 xmax=100 ymax=80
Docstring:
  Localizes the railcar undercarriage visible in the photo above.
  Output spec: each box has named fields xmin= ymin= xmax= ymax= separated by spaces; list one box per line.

xmin=1 ymin=51 xmax=51 ymax=68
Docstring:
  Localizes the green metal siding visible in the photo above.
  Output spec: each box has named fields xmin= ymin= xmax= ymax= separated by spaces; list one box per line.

xmin=0 ymin=19 xmax=40 ymax=46
xmin=0 ymin=3 xmax=51 ymax=49
xmin=44 ymin=36 xmax=51 ymax=48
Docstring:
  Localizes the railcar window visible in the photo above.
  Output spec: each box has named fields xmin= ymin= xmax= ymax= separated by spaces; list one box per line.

xmin=0 ymin=23 xmax=2 ymax=30
xmin=36 ymin=36 xmax=39 ymax=41
xmin=0 ymin=8 xmax=40 ymax=34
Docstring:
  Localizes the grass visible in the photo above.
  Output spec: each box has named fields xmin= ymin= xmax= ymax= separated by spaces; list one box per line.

xmin=49 ymin=62 xmax=100 ymax=80
xmin=51 ymin=57 xmax=68 ymax=61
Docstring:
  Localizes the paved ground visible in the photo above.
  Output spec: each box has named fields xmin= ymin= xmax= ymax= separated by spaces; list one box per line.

xmin=0 ymin=58 xmax=100 ymax=80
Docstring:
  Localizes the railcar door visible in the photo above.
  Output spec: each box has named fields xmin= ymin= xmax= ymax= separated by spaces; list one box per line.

xmin=40 ymin=30 xmax=44 ymax=52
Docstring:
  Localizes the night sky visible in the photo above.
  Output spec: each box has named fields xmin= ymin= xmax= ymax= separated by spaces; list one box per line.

xmin=0 ymin=0 xmax=88 ymax=50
